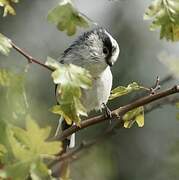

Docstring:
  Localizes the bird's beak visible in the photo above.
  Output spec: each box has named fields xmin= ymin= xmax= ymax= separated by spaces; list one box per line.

xmin=106 ymin=59 xmax=113 ymax=67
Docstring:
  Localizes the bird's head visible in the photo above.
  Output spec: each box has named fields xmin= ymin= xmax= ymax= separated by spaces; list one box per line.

xmin=61 ymin=27 xmax=120 ymax=76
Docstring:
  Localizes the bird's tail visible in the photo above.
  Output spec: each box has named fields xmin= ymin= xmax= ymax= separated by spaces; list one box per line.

xmin=55 ymin=116 xmax=75 ymax=149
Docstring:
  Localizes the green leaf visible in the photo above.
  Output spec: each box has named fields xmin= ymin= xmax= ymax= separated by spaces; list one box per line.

xmin=0 ymin=0 xmax=18 ymax=16
xmin=47 ymin=0 xmax=89 ymax=36
xmin=30 ymin=160 xmax=54 ymax=180
xmin=176 ymin=102 xmax=179 ymax=109
xmin=0 ymin=33 xmax=12 ymax=56
xmin=144 ymin=0 xmax=179 ymax=41
xmin=176 ymin=102 xmax=179 ymax=120
xmin=0 ymin=116 xmax=62 ymax=180
xmin=7 ymin=126 xmax=32 ymax=161
xmin=135 ymin=112 xmax=145 ymax=127
xmin=123 ymin=106 xmax=144 ymax=128
xmin=10 ymin=115 xmax=62 ymax=159
xmin=0 ymin=161 xmax=31 ymax=180
xmin=0 ymin=144 xmax=7 ymax=158
xmin=109 ymin=82 xmax=146 ymax=100
xmin=0 ymin=69 xmax=28 ymax=118
xmin=46 ymin=57 xmax=92 ymax=125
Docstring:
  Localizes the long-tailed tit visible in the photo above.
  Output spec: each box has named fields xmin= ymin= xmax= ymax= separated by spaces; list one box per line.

xmin=56 ymin=27 xmax=120 ymax=148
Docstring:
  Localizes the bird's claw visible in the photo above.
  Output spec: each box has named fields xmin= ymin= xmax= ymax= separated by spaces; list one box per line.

xmin=102 ymin=103 xmax=113 ymax=124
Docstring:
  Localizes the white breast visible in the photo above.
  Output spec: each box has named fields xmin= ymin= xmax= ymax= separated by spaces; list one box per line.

xmin=81 ymin=66 xmax=112 ymax=112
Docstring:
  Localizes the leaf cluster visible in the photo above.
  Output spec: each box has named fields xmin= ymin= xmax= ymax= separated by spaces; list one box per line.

xmin=110 ymin=82 xmax=146 ymax=100
xmin=47 ymin=0 xmax=89 ymax=36
xmin=0 ymin=0 xmax=19 ymax=17
xmin=46 ymin=57 xmax=92 ymax=126
xmin=110 ymin=82 xmax=145 ymax=128
xmin=144 ymin=0 xmax=179 ymax=41
xmin=0 ymin=116 xmax=62 ymax=180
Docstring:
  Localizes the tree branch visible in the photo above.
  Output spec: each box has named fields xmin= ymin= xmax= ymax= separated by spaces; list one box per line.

xmin=9 ymin=39 xmax=179 ymax=175
xmin=54 ymin=85 xmax=179 ymax=142
xmin=50 ymin=94 xmax=179 ymax=171
xmin=11 ymin=41 xmax=53 ymax=71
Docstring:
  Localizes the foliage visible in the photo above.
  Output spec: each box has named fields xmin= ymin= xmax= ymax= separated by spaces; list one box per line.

xmin=109 ymin=82 xmax=145 ymax=128
xmin=0 ymin=116 xmax=62 ymax=180
xmin=176 ymin=102 xmax=179 ymax=119
xmin=109 ymin=82 xmax=146 ymax=100
xmin=0 ymin=69 xmax=28 ymax=119
xmin=123 ymin=106 xmax=145 ymax=128
xmin=46 ymin=57 xmax=92 ymax=126
xmin=0 ymin=33 xmax=12 ymax=56
xmin=0 ymin=0 xmax=19 ymax=16
xmin=0 ymin=69 xmax=61 ymax=179
xmin=47 ymin=0 xmax=89 ymax=36
xmin=0 ymin=0 xmax=179 ymax=179
xmin=144 ymin=0 xmax=179 ymax=41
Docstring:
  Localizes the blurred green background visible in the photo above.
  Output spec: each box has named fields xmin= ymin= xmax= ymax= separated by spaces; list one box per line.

xmin=1 ymin=0 xmax=179 ymax=179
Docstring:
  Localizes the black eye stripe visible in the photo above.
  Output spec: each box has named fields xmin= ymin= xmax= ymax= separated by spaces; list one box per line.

xmin=102 ymin=36 xmax=112 ymax=61
xmin=103 ymin=47 xmax=109 ymax=54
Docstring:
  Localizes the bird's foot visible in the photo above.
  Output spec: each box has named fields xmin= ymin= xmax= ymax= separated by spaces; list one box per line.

xmin=102 ymin=103 xmax=113 ymax=124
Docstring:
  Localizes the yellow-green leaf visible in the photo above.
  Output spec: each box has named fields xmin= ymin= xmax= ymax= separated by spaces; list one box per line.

xmin=135 ymin=113 xmax=144 ymax=127
xmin=25 ymin=115 xmax=62 ymax=156
xmin=0 ymin=115 xmax=59 ymax=180
xmin=144 ymin=0 xmax=179 ymax=41
xmin=109 ymin=82 xmax=146 ymax=100
xmin=0 ymin=144 xmax=7 ymax=158
xmin=176 ymin=102 xmax=179 ymax=109
xmin=0 ymin=33 xmax=12 ymax=56
xmin=0 ymin=69 xmax=28 ymax=118
xmin=123 ymin=106 xmax=144 ymax=128
xmin=0 ymin=161 xmax=31 ymax=180
xmin=30 ymin=161 xmax=53 ymax=180
xmin=124 ymin=120 xmax=135 ymax=128
xmin=46 ymin=57 xmax=92 ymax=125
xmin=0 ymin=0 xmax=18 ymax=17
xmin=47 ymin=0 xmax=89 ymax=36
xmin=7 ymin=116 xmax=62 ymax=161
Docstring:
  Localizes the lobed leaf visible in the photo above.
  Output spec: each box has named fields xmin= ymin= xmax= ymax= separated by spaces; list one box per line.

xmin=46 ymin=57 xmax=92 ymax=125
xmin=144 ymin=0 xmax=179 ymax=41
xmin=123 ymin=106 xmax=144 ymax=128
xmin=0 ymin=116 xmax=61 ymax=179
xmin=47 ymin=0 xmax=89 ymax=36
xmin=109 ymin=82 xmax=146 ymax=100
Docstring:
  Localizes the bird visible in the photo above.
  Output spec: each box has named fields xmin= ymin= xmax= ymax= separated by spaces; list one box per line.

xmin=56 ymin=27 xmax=120 ymax=149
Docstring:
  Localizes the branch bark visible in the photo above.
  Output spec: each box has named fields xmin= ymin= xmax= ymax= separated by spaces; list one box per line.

xmin=54 ymin=85 xmax=179 ymax=142
xmin=11 ymin=41 xmax=53 ymax=71
xmin=50 ymin=94 xmax=179 ymax=171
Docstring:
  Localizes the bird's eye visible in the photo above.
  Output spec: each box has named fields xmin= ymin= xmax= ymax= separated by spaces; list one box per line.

xmin=103 ymin=47 xmax=109 ymax=55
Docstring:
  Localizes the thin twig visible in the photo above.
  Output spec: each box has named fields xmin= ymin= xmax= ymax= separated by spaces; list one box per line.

xmin=11 ymin=41 xmax=53 ymax=71
xmin=150 ymin=76 xmax=161 ymax=95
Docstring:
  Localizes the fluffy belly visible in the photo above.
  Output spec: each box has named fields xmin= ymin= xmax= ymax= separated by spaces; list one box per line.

xmin=81 ymin=67 xmax=112 ymax=112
